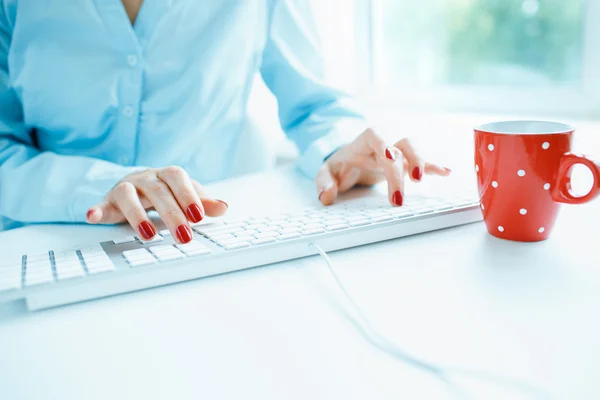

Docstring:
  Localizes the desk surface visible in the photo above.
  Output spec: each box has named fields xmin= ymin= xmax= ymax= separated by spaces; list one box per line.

xmin=1 ymin=118 xmax=600 ymax=400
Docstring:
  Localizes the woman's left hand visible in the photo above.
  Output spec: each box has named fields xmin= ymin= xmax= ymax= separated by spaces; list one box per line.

xmin=316 ymin=128 xmax=451 ymax=206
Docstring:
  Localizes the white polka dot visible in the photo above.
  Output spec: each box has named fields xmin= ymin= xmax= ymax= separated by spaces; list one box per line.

xmin=498 ymin=226 xmax=504 ymax=232
xmin=518 ymin=169 xmax=526 ymax=177
xmin=538 ymin=227 xmax=545 ymax=233
xmin=491 ymin=181 xmax=498 ymax=188
xmin=475 ymin=164 xmax=479 ymax=172
xmin=542 ymin=142 xmax=550 ymax=150
xmin=488 ymin=144 xmax=495 ymax=151
xmin=543 ymin=183 xmax=550 ymax=190
xmin=520 ymin=208 xmax=528 ymax=215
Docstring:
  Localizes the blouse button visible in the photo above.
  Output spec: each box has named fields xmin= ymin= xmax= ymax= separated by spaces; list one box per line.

xmin=127 ymin=54 xmax=139 ymax=67
xmin=122 ymin=106 xmax=134 ymax=117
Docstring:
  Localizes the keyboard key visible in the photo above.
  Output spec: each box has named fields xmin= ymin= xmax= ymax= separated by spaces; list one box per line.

xmin=139 ymin=235 xmax=164 ymax=244
xmin=371 ymin=215 xmax=393 ymax=223
xmin=236 ymin=230 xmax=258 ymax=237
xmin=112 ymin=236 xmax=137 ymax=245
xmin=302 ymin=228 xmax=325 ymax=236
xmin=127 ymin=257 xmax=158 ymax=267
xmin=247 ymin=218 xmax=269 ymax=224
xmin=411 ymin=207 xmax=435 ymax=215
xmin=349 ymin=219 xmax=371 ymax=227
xmin=26 ymin=253 xmax=50 ymax=262
xmin=254 ymin=231 xmax=280 ymax=239
xmin=57 ymin=268 xmax=85 ymax=280
xmin=224 ymin=242 xmax=251 ymax=250
xmin=199 ymin=226 xmax=245 ymax=236
xmin=280 ymin=222 xmax=302 ymax=229
xmin=159 ymin=229 xmax=171 ymax=236
xmin=209 ymin=233 xmax=236 ymax=241
xmin=218 ymin=236 xmax=254 ymax=246
xmin=326 ymin=224 xmax=348 ymax=231
xmin=324 ymin=219 xmax=346 ymax=226
xmin=246 ymin=224 xmax=268 ymax=230
xmin=277 ymin=227 xmax=302 ymax=234
xmin=148 ymin=245 xmax=178 ymax=254
xmin=278 ymin=232 xmax=301 ymax=240
xmin=287 ymin=216 xmax=305 ymax=223
xmin=251 ymin=237 xmax=276 ymax=245
xmin=176 ymin=243 xmax=212 ymax=256
xmin=257 ymin=226 xmax=280 ymax=233
xmin=123 ymin=249 xmax=152 ymax=258
xmin=154 ymin=251 xmax=185 ymax=262
xmin=301 ymin=223 xmax=325 ymax=230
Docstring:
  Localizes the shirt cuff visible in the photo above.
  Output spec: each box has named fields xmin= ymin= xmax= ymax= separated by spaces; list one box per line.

xmin=296 ymin=118 xmax=370 ymax=179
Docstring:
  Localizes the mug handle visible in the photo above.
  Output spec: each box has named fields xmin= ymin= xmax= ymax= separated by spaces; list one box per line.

xmin=552 ymin=153 xmax=600 ymax=205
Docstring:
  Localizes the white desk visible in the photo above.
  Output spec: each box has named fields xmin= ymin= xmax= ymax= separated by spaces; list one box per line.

xmin=1 ymin=163 xmax=599 ymax=400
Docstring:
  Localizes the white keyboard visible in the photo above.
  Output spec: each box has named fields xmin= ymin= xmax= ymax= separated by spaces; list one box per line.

xmin=0 ymin=195 xmax=482 ymax=310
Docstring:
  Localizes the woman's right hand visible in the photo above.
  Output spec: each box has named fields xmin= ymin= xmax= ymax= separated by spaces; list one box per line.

xmin=85 ymin=166 xmax=228 ymax=244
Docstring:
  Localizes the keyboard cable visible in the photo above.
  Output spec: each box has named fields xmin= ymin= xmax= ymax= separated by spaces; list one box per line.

xmin=309 ymin=242 xmax=554 ymax=400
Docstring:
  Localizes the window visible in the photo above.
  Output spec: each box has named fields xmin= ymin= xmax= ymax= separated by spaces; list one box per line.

xmin=353 ymin=0 xmax=600 ymax=117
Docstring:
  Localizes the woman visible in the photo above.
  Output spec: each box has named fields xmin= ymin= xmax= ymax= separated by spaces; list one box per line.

xmin=0 ymin=0 xmax=449 ymax=242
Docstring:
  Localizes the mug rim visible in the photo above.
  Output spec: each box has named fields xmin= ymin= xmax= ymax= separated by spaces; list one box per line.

xmin=475 ymin=120 xmax=575 ymax=135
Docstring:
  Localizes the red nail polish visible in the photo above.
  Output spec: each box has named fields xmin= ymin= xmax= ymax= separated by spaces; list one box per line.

xmin=385 ymin=148 xmax=396 ymax=161
xmin=392 ymin=190 xmax=403 ymax=206
xmin=139 ymin=221 xmax=156 ymax=240
xmin=186 ymin=204 xmax=203 ymax=223
xmin=412 ymin=166 xmax=423 ymax=181
xmin=217 ymin=199 xmax=229 ymax=208
xmin=86 ymin=209 xmax=94 ymax=220
xmin=176 ymin=225 xmax=193 ymax=244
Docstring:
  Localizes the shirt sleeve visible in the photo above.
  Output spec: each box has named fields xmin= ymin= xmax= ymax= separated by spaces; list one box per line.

xmin=259 ymin=0 xmax=370 ymax=179
xmin=0 ymin=11 xmax=142 ymax=224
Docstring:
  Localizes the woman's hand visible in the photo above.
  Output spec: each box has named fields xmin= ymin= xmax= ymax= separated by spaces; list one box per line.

xmin=85 ymin=166 xmax=228 ymax=243
xmin=316 ymin=129 xmax=451 ymax=206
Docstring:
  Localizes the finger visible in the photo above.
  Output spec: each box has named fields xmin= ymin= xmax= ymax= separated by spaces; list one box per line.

xmin=86 ymin=201 xmax=126 ymax=225
xmin=402 ymin=160 xmax=452 ymax=177
xmin=382 ymin=153 xmax=405 ymax=207
xmin=140 ymin=177 xmax=193 ymax=244
xmin=357 ymin=129 xmax=398 ymax=164
xmin=110 ymin=182 xmax=157 ymax=240
xmin=315 ymin=163 xmax=339 ymax=206
xmin=157 ymin=166 xmax=205 ymax=224
xmin=190 ymin=180 xmax=229 ymax=217
xmin=395 ymin=138 xmax=425 ymax=182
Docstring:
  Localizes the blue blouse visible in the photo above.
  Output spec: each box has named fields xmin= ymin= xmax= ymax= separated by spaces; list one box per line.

xmin=0 ymin=0 xmax=366 ymax=229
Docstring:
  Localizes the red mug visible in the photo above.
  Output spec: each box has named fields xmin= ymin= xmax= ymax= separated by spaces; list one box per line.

xmin=474 ymin=121 xmax=600 ymax=242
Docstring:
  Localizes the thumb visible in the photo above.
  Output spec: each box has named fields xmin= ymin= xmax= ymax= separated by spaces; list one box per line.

xmin=86 ymin=200 xmax=125 ymax=224
xmin=316 ymin=163 xmax=339 ymax=206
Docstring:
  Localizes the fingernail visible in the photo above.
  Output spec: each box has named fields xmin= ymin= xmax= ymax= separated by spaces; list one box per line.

xmin=176 ymin=225 xmax=193 ymax=244
xmin=139 ymin=221 xmax=156 ymax=240
xmin=443 ymin=166 xmax=452 ymax=173
xmin=392 ymin=190 xmax=403 ymax=206
xmin=385 ymin=147 xmax=396 ymax=161
xmin=318 ymin=189 xmax=325 ymax=202
xmin=186 ymin=204 xmax=204 ymax=223
xmin=86 ymin=209 xmax=94 ymax=221
xmin=217 ymin=199 xmax=229 ymax=208
xmin=412 ymin=166 xmax=423 ymax=181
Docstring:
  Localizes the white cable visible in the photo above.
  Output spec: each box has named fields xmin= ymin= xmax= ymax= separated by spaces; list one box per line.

xmin=309 ymin=243 xmax=554 ymax=400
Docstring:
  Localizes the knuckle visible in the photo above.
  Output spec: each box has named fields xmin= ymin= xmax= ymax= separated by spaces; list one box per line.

xmin=161 ymin=165 xmax=187 ymax=179
xmin=149 ymin=181 xmax=168 ymax=194
xmin=114 ymin=181 xmax=134 ymax=195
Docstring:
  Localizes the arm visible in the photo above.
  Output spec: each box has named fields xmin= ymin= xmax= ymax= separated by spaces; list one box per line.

xmin=0 ymin=9 xmax=141 ymax=224
xmin=259 ymin=0 xmax=370 ymax=180
xmin=260 ymin=0 xmax=450 ymax=206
